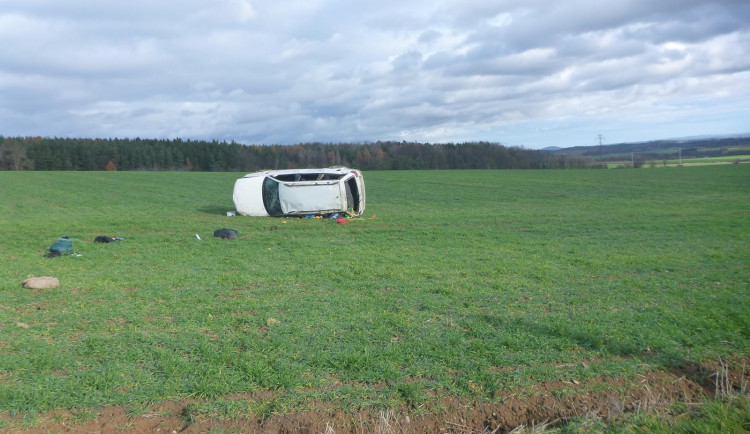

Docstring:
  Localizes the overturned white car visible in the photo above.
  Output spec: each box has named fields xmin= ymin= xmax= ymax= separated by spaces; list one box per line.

xmin=233 ymin=167 xmax=366 ymax=217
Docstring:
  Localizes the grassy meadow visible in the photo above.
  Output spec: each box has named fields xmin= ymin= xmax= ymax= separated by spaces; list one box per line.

xmin=1 ymin=166 xmax=749 ymax=429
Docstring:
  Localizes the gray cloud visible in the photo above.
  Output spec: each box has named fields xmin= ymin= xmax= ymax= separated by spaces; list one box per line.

xmin=0 ymin=0 xmax=748 ymax=148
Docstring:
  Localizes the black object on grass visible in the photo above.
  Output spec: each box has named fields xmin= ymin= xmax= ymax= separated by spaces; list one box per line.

xmin=213 ymin=229 xmax=238 ymax=239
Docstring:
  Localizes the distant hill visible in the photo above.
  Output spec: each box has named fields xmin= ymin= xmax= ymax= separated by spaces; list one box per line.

xmin=540 ymin=146 xmax=562 ymax=151
xmin=551 ymin=135 xmax=750 ymax=161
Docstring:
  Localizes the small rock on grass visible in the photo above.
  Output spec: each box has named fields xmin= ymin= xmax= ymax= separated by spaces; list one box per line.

xmin=22 ymin=276 xmax=60 ymax=289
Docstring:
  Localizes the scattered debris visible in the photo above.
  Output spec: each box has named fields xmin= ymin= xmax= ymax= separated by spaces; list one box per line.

xmin=45 ymin=235 xmax=75 ymax=257
xmin=44 ymin=251 xmax=80 ymax=258
xmin=213 ymin=228 xmax=238 ymax=239
xmin=195 ymin=234 xmax=202 ymax=240
xmin=49 ymin=236 xmax=73 ymax=252
xmin=336 ymin=217 xmax=349 ymax=224
xmin=226 ymin=211 xmax=236 ymax=217
xmin=22 ymin=276 xmax=60 ymax=289
xmin=94 ymin=236 xmax=126 ymax=243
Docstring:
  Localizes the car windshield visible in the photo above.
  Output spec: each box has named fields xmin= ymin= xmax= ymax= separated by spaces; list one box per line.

xmin=262 ymin=177 xmax=283 ymax=216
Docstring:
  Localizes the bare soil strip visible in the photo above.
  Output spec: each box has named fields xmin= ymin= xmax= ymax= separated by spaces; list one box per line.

xmin=4 ymin=360 xmax=747 ymax=433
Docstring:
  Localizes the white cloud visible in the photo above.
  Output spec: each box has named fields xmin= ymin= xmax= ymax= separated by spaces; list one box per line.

xmin=0 ymin=0 xmax=748 ymax=148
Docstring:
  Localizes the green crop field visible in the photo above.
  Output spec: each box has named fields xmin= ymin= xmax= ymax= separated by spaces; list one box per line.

xmin=1 ymin=166 xmax=749 ymax=432
xmin=603 ymin=155 xmax=750 ymax=168
xmin=678 ymin=155 xmax=750 ymax=165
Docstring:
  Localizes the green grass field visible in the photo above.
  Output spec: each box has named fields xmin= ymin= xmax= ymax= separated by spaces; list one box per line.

xmin=677 ymin=155 xmax=750 ymax=165
xmin=1 ymin=166 xmax=749 ymax=431
xmin=604 ymin=155 xmax=750 ymax=168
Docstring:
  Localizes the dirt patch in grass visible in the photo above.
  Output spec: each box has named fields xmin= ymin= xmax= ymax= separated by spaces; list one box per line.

xmin=5 ymin=361 xmax=747 ymax=433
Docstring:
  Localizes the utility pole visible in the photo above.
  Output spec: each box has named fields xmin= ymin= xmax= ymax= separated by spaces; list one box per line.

xmin=596 ymin=134 xmax=605 ymax=156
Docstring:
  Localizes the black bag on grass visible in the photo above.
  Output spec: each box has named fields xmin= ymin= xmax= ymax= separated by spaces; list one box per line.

xmin=213 ymin=228 xmax=238 ymax=239
xmin=94 ymin=236 xmax=126 ymax=243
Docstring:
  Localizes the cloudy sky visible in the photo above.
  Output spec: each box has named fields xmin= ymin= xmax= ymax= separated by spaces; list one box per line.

xmin=1 ymin=0 xmax=749 ymax=148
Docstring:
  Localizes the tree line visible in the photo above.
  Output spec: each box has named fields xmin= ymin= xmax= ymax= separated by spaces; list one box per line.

xmin=0 ymin=136 xmax=595 ymax=171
